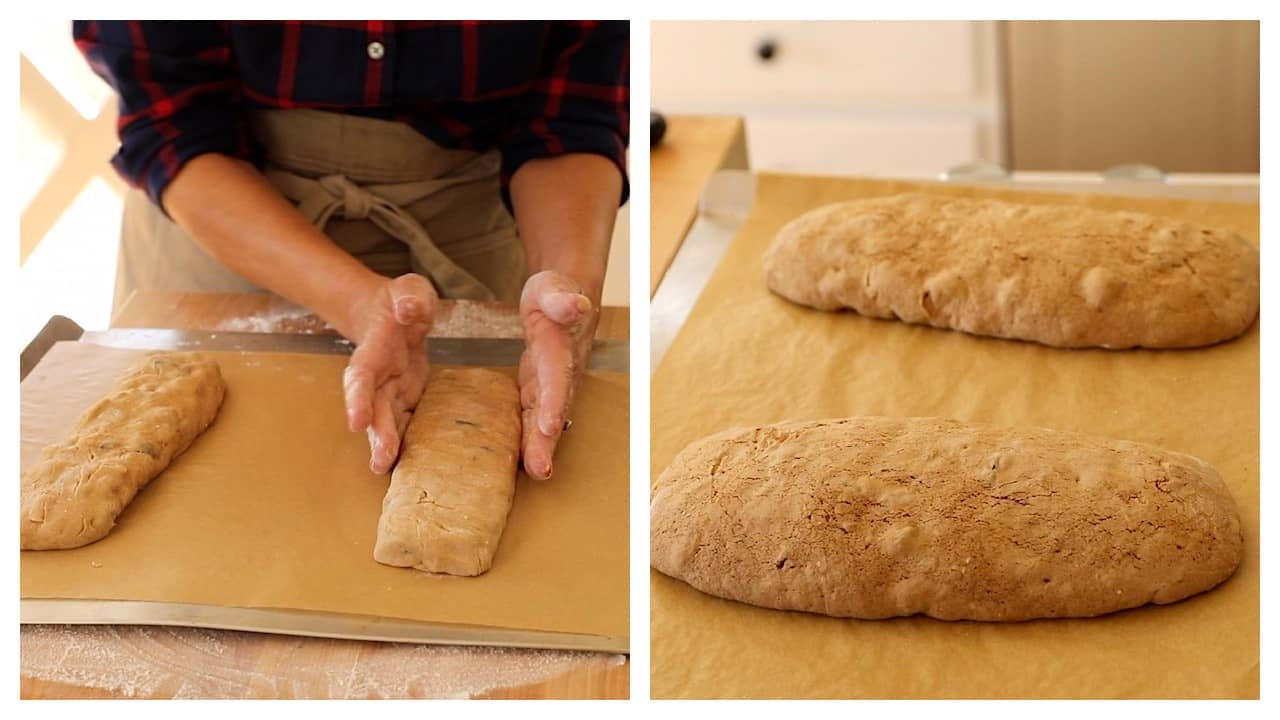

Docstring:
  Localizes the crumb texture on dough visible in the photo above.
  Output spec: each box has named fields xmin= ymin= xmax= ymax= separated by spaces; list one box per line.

xmin=21 ymin=352 xmax=226 ymax=550
xmin=374 ymin=368 xmax=522 ymax=576
xmin=650 ymin=416 xmax=1244 ymax=621
xmin=762 ymin=193 xmax=1260 ymax=348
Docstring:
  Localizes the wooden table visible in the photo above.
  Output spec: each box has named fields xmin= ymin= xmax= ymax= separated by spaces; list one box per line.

xmin=649 ymin=114 xmax=748 ymax=295
xmin=20 ymin=290 xmax=629 ymax=700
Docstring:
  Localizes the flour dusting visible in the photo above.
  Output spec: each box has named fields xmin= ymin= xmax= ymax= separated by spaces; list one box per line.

xmin=22 ymin=625 xmax=624 ymax=699
xmin=218 ymin=307 xmax=332 ymax=334
xmin=432 ymin=300 xmax=522 ymax=338
xmin=214 ymin=299 xmax=521 ymax=339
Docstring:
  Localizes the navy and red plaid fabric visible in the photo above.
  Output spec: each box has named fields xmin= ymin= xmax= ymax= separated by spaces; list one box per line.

xmin=73 ymin=20 xmax=630 ymax=209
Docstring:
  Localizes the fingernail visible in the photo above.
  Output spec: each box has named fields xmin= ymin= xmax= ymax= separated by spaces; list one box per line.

xmin=539 ymin=416 xmax=558 ymax=436
xmin=367 ymin=427 xmax=379 ymax=450
xmin=575 ymin=295 xmax=590 ymax=313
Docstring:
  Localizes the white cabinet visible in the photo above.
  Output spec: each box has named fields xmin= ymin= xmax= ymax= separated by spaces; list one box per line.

xmin=651 ymin=21 xmax=1006 ymax=178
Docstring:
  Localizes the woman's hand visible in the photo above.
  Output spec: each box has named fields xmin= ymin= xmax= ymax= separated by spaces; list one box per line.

xmin=161 ymin=156 xmax=436 ymax=474
xmin=518 ymin=270 xmax=599 ymax=480
xmin=341 ymin=273 xmax=438 ymax=474
xmin=508 ymin=154 xmax=620 ymax=479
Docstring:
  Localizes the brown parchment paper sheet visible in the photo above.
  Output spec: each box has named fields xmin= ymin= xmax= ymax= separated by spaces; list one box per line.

xmin=650 ymin=173 xmax=1258 ymax=698
xmin=21 ymin=343 xmax=628 ymax=644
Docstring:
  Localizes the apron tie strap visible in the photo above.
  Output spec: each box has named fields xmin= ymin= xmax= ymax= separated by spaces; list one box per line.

xmin=319 ymin=175 xmax=376 ymax=220
xmin=264 ymin=168 xmax=496 ymax=301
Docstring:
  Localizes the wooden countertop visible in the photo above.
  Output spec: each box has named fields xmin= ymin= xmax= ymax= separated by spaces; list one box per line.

xmin=650 ymin=114 xmax=748 ymax=295
xmin=20 ymin=290 xmax=629 ymax=700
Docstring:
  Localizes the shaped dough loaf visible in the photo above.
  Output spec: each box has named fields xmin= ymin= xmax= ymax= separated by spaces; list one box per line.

xmin=374 ymin=368 xmax=522 ymax=576
xmin=21 ymin=352 xmax=226 ymax=550
xmin=651 ymin=416 xmax=1244 ymax=621
xmin=763 ymin=193 xmax=1260 ymax=348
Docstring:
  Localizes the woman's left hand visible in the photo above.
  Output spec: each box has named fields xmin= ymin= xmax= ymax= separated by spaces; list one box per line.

xmin=517 ymin=270 xmax=599 ymax=480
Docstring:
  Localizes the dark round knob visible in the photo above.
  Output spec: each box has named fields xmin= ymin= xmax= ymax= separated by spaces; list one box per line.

xmin=756 ymin=38 xmax=778 ymax=62
xmin=650 ymin=111 xmax=667 ymax=147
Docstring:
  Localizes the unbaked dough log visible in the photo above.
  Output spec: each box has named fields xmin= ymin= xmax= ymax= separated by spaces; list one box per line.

xmin=21 ymin=352 xmax=226 ymax=550
xmin=374 ymin=368 xmax=522 ymax=576
xmin=651 ymin=417 xmax=1244 ymax=621
xmin=762 ymin=193 xmax=1260 ymax=348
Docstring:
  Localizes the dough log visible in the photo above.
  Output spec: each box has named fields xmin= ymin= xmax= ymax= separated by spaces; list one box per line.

xmin=762 ymin=193 xmax=1260 ymax=348
xmin=21 ymin=352 xmax=226 ymax=550
xmin=374 ymin=368 xmax=522 ymax=576
xmin=651 ymin=416 xmax=1244 ymax=621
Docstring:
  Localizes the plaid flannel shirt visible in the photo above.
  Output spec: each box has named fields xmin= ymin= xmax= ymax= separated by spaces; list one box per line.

xmin=74 ymin=20 xmax=630 ymax=209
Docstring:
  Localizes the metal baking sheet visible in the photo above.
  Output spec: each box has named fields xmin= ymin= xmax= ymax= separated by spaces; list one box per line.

xmin=648 ymin=171 xmax=1258 ymax=698
xmin=78 ymin=328 xmax=629 ymax=373
xmin=21 ymin=342 xmax=630 ymax=653
xmin=22 ymin=600 xmax=627 ymax=653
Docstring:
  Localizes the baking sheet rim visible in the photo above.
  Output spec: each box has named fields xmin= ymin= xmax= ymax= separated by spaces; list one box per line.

xmin=21 ymin=598 xmax=629 ymax=653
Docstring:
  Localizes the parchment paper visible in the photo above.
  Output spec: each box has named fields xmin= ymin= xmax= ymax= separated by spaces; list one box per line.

xmin=21 ymin=343 xmax=628 ymax=646
xmin=650 ymin=173 xmax=1258 ymax=698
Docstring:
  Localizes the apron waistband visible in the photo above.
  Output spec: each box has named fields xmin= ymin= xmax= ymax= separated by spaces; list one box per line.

xmin=248 ymin=108 xmax=482 ymax=184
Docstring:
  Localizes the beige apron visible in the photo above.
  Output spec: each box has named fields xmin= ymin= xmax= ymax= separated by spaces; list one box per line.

xmin=114 ymin=109 xmax=527 ymax=313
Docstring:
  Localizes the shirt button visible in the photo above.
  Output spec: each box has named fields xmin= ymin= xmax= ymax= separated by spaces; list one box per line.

xmin=367 ymin=41 xmax=385 ymax=60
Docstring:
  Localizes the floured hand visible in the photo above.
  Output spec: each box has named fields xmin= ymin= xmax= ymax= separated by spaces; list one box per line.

xmin=517 ymin=270 xmax=598 ymax=480
xmin=341 ymin=273 xmax=437 ymax=474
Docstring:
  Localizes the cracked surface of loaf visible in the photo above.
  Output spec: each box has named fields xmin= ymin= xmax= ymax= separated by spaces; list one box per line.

xmin=374 ymin=368 xmax=522 ymax=576
xmin=650 ymin=416 xmax=1244 ymax=621
xmin=762 ymin=193 xmax=1260 ymax=348
xmin=20 ymin=352 xmax=226 ymax=550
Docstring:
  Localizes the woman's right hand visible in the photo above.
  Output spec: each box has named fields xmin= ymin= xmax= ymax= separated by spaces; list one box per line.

xmin=159 ymin=155 xmax=437 ymax=474
xmin=339 ymin=273 xmax=438 ymax=475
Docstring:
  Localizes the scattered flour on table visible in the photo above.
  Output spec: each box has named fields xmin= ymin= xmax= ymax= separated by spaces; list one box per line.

xmin=214 ymin=300 xmax=521 ymax=338
xmin=22 ymin=625 xmax=624 ymax=699
xmin=218 ymin=308 xmax=332 ymax=334
xmin=433 ymin=300 xmax=523 ymax=338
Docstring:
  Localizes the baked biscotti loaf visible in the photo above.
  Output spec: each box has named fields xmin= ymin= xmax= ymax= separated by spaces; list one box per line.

xmin=21 ymin=352 xmax=226 ymax=550
xmin=650 ymin=417 xmax=1244 ymax=621
xmin=762 ymin=193 xmax=1260 ymax=348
